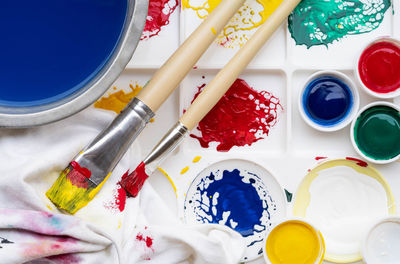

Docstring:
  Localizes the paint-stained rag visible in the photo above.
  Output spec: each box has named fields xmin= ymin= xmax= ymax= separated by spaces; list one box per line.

xmin=0 ymin=107 xmax=245 ymax=264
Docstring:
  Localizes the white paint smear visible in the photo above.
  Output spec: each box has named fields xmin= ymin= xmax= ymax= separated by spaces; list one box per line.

xmin=306 ymin=166 xmax=388 ymax=256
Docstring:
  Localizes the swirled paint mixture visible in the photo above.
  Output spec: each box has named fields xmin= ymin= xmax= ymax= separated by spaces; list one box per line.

xmin=184 ymin=168 xmax=277 ymax=260
xmin=288 ymin=0 xmax=391 ymax=48
xmin=190 ymin=78 xmax=282 ymax=152
xmin=182 ymin=0 xmax=283 ymax=47
xmin=141 ymin=0 xmax=179 ymax=39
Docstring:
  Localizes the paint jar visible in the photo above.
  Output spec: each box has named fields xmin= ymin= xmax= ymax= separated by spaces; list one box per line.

xmin=356 ymin=37 xmax=400 ymax=99
xmin=363 ymin=217 xmax=400 ymax=264
xmin=351 ymin=101 xmax=400 ymax=164
xmin=299 ymin=70 xmax=360 ymax=132
xmin=263 ymin=219 xmax=325 ymax=264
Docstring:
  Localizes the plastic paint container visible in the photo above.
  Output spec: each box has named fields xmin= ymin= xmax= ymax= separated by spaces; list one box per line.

xmin=363 ymin=217 xmax=400 ymax=264
xmin=356 ymin=37 xmax=400 ymax=99
xmin=351 ymin=102 xmax=400 ymax=164
xmin=0 ymin=0 xmax=148 ymax=127
xmin=299 ymin=71 xmax=359 ymax=132
xmin=263 ymin=219 xmax=325 ymax=264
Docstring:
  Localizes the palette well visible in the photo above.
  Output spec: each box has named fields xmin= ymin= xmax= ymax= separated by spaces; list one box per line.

xmin=183 ymin=159 xmax=286 ymax=262
xmin=104 ymin=1 xmax=400 ymax=263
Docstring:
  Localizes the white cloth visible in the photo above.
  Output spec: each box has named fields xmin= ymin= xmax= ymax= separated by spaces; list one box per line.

xmin=0 ymin=107 xmax=245 ymax=264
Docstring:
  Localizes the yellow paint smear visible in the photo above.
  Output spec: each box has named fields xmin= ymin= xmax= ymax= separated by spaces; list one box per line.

xmin=266 ymin=220 xmax=324 ymax=264
xmin=182 ymin=0 xmax=283 ymax=47
xmin=158 ymin=167 xmax=177 ymax=198
xmin=46 ymin=168 xmax=112 ymax=214
xmin=192 ymin=156 xmax=202 ymax=163
xmin=94 ymin=83 xmax=154 ymax=122
xmin=180 ymin=166 xmax=189 ymax=175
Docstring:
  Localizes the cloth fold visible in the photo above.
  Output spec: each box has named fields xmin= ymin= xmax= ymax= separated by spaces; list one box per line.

xmin=0 ymin=107 xmax=245 ymax=264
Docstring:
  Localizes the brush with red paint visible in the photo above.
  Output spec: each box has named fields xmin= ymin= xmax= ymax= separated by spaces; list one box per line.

xmin=120 ymin=0 xmax=302 ymax=197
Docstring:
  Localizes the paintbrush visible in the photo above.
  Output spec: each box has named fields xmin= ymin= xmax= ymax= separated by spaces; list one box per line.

xmin=120 ymin=0 xmax=302 ymax=197
xmin=46 ymin=0 xmax=246 ymax=214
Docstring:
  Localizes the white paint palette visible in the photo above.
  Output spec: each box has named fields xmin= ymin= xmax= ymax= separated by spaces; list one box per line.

xmin=106 ymin=1 xmax=400 ymax=263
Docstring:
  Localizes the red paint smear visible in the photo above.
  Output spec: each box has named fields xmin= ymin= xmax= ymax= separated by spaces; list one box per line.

xmin=104 ymin=183 xmax=127 ymax=213
xmin=346 ymin=157 xmax=368 ymax=167
xmin=66 ymin=162 xmax=91 ymax=188
xmin=141 ymin=0 xmax=179 ymax=40
xmin=315 ymin=156 xmax=327 ymax=160
xmin=47 ymin=254 xmax=81 ymax=264
xmin=358 ymin=41 xmax=400 ymax=93
xmin=190 ymin=78 xmax=282 ymax=152
xmin=120 ymin=162 xmax=149 ymax=198
xmin=193 ymin=66 xmax=198 ymax=69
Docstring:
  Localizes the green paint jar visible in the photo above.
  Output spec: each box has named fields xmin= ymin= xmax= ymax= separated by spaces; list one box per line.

xmin=351 ymin=102 xmax=400 ymax=164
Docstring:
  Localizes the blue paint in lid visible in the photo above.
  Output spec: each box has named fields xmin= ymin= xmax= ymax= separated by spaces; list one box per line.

xmin=0 ymin=0 xmax=128 ymax=107
xmin=302 ymin=76 xmax=353 ymax=127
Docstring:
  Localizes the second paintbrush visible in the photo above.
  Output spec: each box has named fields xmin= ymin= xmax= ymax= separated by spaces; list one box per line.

xmin=120 ymin=0 xmax=301 ymax=197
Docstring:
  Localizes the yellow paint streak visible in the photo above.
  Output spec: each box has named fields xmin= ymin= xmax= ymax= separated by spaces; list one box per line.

xmin=118 ymin=220 xmax=122 ymax=229
xmin=266 ymin=220 xmax=323 ymax=264
xmin=211 ymin=27 xmax=217 ymax=34
xmin=182 ymin=0 xmax=283 ymax=47
xmin=46 ymin=168 xmax=112 ymax=215
xmin=180 ymin=166 xmax=190 ymax=175
xmin=46 ymin=204 xmax=53 ymax=211
xmin=192 ymin=156 xmax=202 ymax=163
xmin=158 ymin=167 xmax=177 ymax=198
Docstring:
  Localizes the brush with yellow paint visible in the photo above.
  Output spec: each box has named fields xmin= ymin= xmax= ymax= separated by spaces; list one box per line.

xmin=46 ymin=0 xmax=246 ymax=214
xmin=121 ymin=0 xmax=302 ymax=198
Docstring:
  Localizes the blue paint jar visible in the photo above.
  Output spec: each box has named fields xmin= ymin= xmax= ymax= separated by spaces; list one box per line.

xmin=299 ymin=71 xmax=359 ymax=132
xmin=0 ymin=0 xmax=128 ymax=107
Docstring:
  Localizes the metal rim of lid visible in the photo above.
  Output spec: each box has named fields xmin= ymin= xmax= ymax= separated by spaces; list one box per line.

xmin=0 ymin=0 xmax=149 ymax=128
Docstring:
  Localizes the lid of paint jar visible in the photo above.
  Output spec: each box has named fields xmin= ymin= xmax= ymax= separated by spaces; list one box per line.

xmin=263 ymin=218 xmax=325 ymax=264
xmin=299 ymin=70 xmax=360 ymax=132
xmin=351 ymin=101 xmax=400 ymax=164
xmin=356 ymin=37 xmax=400 ymax=99
xmin=362 ymin=217 xmax=400 ymax=264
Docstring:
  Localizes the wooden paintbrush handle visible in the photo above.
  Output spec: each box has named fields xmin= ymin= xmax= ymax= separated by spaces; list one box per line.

xmin=179 ymin=0 xmax=301 ymax=130
xmin=136 ymin=0 xmax=245 ymax=112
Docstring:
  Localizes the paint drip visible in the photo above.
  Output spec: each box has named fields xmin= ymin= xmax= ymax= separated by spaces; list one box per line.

xmin=302 ymin=76 xmax=353 ymax=127
xmin=358 ymin=41 xmax=400 ymax=94
xmin=185 ymin=168 xmax=278 ymax=260
xmin=288 ymin=0 xmax=391 ymax=48
xmin=190 ymin=78 xmax=282 ymax=151
xmin=142 ymin=0 xmax=179 ymax=39
xmin=354 ymin=105 xmax=400 ymax=160
xmin=182 ymin=0 xmax=283 ymax=48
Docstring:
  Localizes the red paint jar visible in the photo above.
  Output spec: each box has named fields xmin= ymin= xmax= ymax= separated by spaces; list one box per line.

xmin=357 ymin=38 xmax=400 ymax=98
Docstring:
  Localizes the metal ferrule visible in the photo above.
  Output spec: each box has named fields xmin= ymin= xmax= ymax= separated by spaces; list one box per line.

xmin=75 ymin=97 xmax=154 ymax=186
xmin=143 ymin=122 xmax=189 ymax=174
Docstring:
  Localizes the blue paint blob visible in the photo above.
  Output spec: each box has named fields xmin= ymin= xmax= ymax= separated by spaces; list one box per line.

xmin=0 ymin=0 xmax=127 ymax=106
xmin=302 ymin=76 xmax=353 ymax=126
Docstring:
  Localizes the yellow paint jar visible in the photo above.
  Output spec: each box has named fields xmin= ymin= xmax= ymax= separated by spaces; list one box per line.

xmin=264 ymin=219 xmax=325 ymax=264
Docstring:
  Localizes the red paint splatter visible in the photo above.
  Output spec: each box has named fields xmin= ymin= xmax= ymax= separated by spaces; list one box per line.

xmin=66 ymin=161 xmax=91 ymax=188
xmin=315 ymin=156 xmax=327 ymax=160
xmin=120 ymin=162 xmax=149 ymax=198
xmin=47 ymin=254 xmax=81 ymax=264
xmin=141 ymin=0 xmax=179 ymax=40
xmin=358 ymin=41 xmax=400 ymax=94
xmin=104 ymin=179 xmax=127 ymax=212
xmin=307 ymin=169 xmax=311 ymax=172
xmin=193 ymin=66 xmax=198 ymax=69
xmin=190 ymin=78 xmax=282 ymax=151
xmin=346 ymin=157 xmax=368 ymax=167
xmin=136 ymin=232 xmax=155 ymax=260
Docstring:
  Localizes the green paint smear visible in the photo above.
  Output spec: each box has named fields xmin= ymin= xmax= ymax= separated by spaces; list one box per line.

xmin=354 ymin=106 xmax=400 ymax=160
xmin=288 ymin=0 xmax=391 ymax=48
xmin=284 ymin=189 xmax=293 ymax=203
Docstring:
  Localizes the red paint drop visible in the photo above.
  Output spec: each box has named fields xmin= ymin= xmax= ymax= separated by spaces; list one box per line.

xmin=358 ymin=41 xmax=400 ymax=93
xmin=141 ymin=0 xmax=179 ymax=39
xmin=120 ymin=162 xmax=149 ymax=198
xmin=346 ymin=157 xmax=368 ymax=167
xmin=66 ymin=161 xmax=91 ymax=188
xmin=315 ymin=156 xmax=327 ymax=160
xmin=136 ymin=233 xmax=154 ymax=248
xmin=190 ymin=78 xmax=282 ymax=151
